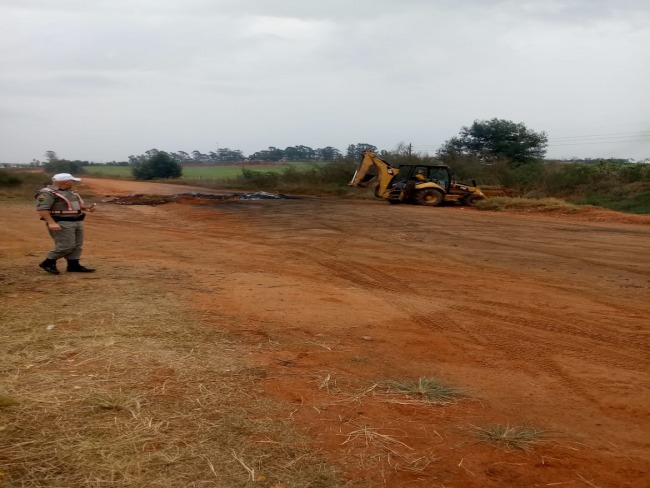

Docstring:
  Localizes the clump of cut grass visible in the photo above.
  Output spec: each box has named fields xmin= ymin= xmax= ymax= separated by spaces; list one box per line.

xmin=474 ymin=424 xmax=546 ymax=450
xmin=384 ymin=377 xmax=465 ymax=404
xmin=0 ymin=394 xmax=19 ymax=408
xmin=340 ymin=425 xmax=435 ymax=474
xmin=85 ymin=392 xmax=142 ymax=412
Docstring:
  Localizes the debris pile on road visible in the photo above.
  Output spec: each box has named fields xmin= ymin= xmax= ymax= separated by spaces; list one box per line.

xmin=110 ymin=191 xmax=294 ymax=206
xmin=110 ymin=195 xmax=173 ymax=205
xmin=176 ymin=191 xmax=291 ymax=200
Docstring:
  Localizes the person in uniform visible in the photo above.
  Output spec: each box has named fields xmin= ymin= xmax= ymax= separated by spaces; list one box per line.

xmin=35 ymin=173 xmax=96 ymax=274
xmin=413 ymin=169 xmax=428 ymax=182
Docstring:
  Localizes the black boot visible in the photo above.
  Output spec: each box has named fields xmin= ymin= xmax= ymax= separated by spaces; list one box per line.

xmin=66 ymin=259 xmax=96 ymax=273
xmin=39 ymin=259 xmax=60 ymax=275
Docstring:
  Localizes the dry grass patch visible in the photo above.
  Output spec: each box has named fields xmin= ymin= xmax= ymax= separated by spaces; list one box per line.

xmin=0 ymin=395 xmax=19 ymax=409
xmin=340 ymin=425 xmax=435 ymax=474
xmin=0 ymin=262 xmax=345 ymax=487
xmin=382 ymin=377 xmax=466 ymax=405
xmin=476 ymin=196 xmax=583 ymax=213
xmin=474 ymin=424 xmax=546 ymax=450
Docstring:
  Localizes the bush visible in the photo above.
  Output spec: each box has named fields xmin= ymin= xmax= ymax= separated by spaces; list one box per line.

xmin=230 ymin=160 xmax=358 ymax=193
xmin=130 ymin=151 xmax=182 ymax=180
xmin=504 ymin=161 xmax=546 ymax=193
xmin=314 ymin=160 xmax=359 ymax=184
xmin=0 ymin=170 xmax=22 ymax=187
xmin=0 ymin=171 xmax=50 ymax=200
xmin=572 ymin=182 xmax=650 ymax=214
xmin=44 ymin=160 xmax=86 ymax=175
xmin=618 ymin=162 xmax=650 ymax=183
xmin=239 ymin=168 xmax=281 ymax=188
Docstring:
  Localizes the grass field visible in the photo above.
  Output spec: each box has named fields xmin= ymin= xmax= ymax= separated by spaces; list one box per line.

xmin=83 ymin=163 xmax=319 ymax=180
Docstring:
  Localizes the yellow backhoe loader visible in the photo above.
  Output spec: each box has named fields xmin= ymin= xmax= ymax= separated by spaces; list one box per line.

xmin=348 ymin=150 xmax=485 ymax=206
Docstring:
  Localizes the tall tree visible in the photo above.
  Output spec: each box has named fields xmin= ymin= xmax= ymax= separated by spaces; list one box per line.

xmin=284 ymin=145 xmax=316 ymax=161
xmin=42 ymin=151 xmax=86 ymax=175
xmin=438 ymin=118 xmax=548 ymax=166
xmin=192 ymin=150 xmax=209 ymax=162
xmin=216 ymin=148 xmax=244 ymax=162
xmin=45 ymin=150 xmax=58 ymax=163
xmin=346 ymin=143 xmax=377 ymax=159
xmin=316 ymin=147 xmax=342 ymax=161
xmin=249 ymin=147 xmax=284 ymax=162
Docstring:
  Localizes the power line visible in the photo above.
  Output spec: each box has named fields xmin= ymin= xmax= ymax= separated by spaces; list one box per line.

xmin=408 ymin=131 xmax=650 ymax=154
xmin=548 ymin=138 xmax=650 ymax=147
xmin=550 ymin=131 xmax=650 ymax=140
xmin=412 ymin=135 xmax=650 ymax=149
xmin=550 ymin=135 xmax=650 ymax=142
xmin=412 ymin=131 xmax=650 ymax=143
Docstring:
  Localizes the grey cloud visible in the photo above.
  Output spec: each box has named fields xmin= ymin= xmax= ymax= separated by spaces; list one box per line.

xmin=0 ymin=0 xmax=648 ymax=162
xmin=0 ymin=73 xmax=120 ymax=98
xmin=5 ymin=0 xmax=648 ymax=20
xmin=214 ymin=0 xmax=650 ymax=23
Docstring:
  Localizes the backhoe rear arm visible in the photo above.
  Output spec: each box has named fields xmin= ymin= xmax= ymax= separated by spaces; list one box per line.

xmin=348 ymin=151 xmax=399 ymax=196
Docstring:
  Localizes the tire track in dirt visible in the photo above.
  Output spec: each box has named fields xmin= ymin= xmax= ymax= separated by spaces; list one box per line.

xmin=122 ymin=201 xmax=649 ymax=411
xmin=140 ymin=200 xmax=649 ymax=386
xmin=438 ymin=302 xmax=649 ymax=408
xmin=410 ymin=219 xmax=650 ymax=282
xmin=291 ymin=246 xmax=615 ymax=411
xmin=454 ymin=303 xmax=649 ymax=366
xmin=310 ymin=257 xmax=417 ymax=295
xmin=288 ymin=242 xmax=468 ymax=355
xmin=298 ymin=232 xmax=647 ymax=408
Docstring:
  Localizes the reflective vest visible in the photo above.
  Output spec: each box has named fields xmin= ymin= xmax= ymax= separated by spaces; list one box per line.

xmin=37 ymin=187 xmax=85 ymax=215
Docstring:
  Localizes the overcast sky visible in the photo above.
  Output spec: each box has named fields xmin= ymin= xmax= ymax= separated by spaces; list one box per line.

xmin=1 ymin=0 xmax=649 ymax=163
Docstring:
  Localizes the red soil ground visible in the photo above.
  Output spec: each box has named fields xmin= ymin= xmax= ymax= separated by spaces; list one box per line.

xmin=6 ymin=178 xmax=649 ymax=487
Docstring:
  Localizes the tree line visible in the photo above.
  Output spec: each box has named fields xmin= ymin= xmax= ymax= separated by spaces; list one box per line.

xmin=164 ymin=144 xmax=384 ymax=163
xmin=35 ymin=118 xmax=647 ymax=182
xmin=6 ymin=118 xmax=648 ymax=213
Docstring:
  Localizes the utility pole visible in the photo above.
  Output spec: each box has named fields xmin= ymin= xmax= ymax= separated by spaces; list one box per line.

xmin=408 ymin=143 xmax=412 ymax=158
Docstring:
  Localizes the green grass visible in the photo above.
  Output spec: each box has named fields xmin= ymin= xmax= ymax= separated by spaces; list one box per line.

xmin=82 ymin=166 xmax=132 ymax=177
xmin=572 ymin=182 xmax=650 ymax=214
xmin=477 ymin=191 xmax=650 ymax=215
xmin=83 ymin=161 xmax=361 ymax=198
xmin=83 ymin=162 xmax=320 ymax=180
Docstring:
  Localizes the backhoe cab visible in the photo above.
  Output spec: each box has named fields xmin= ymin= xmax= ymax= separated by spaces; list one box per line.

xmin=348 ymin=150 xmax=485 ymax=207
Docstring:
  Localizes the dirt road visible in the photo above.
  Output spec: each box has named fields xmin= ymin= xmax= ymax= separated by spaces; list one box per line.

xmin=7 ymin=178 xmax=650 ymax=487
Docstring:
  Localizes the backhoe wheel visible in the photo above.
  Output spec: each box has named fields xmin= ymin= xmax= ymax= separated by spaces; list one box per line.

xmin=416 ymin=189 xmax=444 ymax=207
xmin=461 ymin=194 xmax=483 ymax=206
